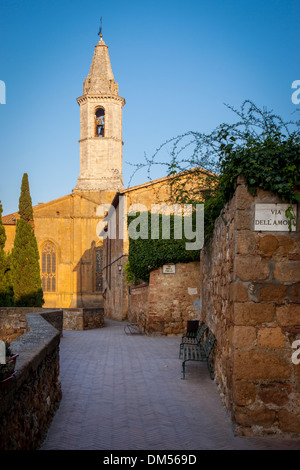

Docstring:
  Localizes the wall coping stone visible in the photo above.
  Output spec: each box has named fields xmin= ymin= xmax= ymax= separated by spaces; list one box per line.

xmin=130 ymin=283 xmax=149 ymax=290
xmin=0 ymin=308 xmax=63 ymax=336
xmin=0 ymin=312 xmax=61 ymax=418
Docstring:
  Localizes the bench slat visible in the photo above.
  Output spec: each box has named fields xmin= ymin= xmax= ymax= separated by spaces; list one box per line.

xmin=181 ymin=329 xmax=216 ymax=380
xmin=179 ymin=322 xmax=208 ymax=358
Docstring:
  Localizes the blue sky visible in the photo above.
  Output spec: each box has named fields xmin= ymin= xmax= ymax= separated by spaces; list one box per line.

xmin=0 ymin=0 xmax=299 ymax=215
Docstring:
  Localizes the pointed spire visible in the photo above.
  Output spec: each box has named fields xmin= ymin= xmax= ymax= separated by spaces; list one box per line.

xmin=82 ymin=20 xmax=119 ymax=96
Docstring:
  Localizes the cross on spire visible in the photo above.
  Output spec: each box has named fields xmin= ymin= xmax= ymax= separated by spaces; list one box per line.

xmin=98 ymin=17 xmax=103 ymax=40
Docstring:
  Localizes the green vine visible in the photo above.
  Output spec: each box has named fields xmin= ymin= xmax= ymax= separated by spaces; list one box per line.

xmin=127 ymin=212 xmax=200 ymax=283
xmin=285 ymin=204 xmax=297 ymax=231
xmin=129 ymin=101 xmax=300 ymax=243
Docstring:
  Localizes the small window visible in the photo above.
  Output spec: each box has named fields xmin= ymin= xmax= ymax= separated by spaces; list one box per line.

xmin=95 ymin=107 xmax=105 ymax=137
xmin=41 ymin=242 xmax=57 ymax=292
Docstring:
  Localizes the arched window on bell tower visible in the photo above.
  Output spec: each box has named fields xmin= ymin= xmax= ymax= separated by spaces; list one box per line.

xmin=95 ymin=107 xmax=105 ymax=137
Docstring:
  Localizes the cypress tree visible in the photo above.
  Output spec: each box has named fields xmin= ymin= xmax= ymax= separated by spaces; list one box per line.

xmin=0 ymin=201 xmax=13 ymax=306
xmin=18 ymin=173 xmax=34 ymax=223
xmin=11 ymin=174 xmax=44 ymax=307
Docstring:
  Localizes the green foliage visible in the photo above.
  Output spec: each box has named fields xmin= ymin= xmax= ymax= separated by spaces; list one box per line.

xmin=123 ymin=261 xmax=136 ymax=284
xmin=217 ymin=128 xmax=300 ymax=205
xmin=203 ymin=102 xmax=300 ymax=240
xmin=18 ymin=173 xmax=33 ymax=223
xmin=10 ymin=174 xmax=44 ymax=307
xmin=11 ymin=219 xmax=44 ymax=306
xmin=130 ymin=101 xmax=300 ymax=243
xmin=127 ymin=212 xmax=200 ymax=283
xmin=0 ymin=252 xmax=14 ymax=307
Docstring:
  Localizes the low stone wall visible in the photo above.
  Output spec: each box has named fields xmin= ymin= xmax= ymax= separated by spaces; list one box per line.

xmin=129 ymin=262 xmax=200 ymax=336
xmin=0 ymin=308 xmax=63 ymax=342
xmin=63 ymin=307 xmax=105 ymax=330
xmin=0 ymin=313 xmax=62 ymax=449
xmin=0 ymin=311 xmax=26 ymax=343
xmin=200 ymin=177 xmax=300 ymax=437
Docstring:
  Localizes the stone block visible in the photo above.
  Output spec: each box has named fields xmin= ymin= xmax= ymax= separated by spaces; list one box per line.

xmin=293 ymin=361 xmax=300 ymax=377
xmin=256 ymin=188 xmax=282 ymax=201
xmin=234 ymin=350 xmax=291 ymax=379
xmin=258 ymin=388 xmax=289 ymax=406
xmin=235 ymin=185 xmax=254 ymax=210
xmin=258 ymin=284 xmax=288 ymax=302
xmin=235 ymin=256 xmax=270 ymax=282
xmin=274 ymin=261 xmax=300 ymax=283
xmin=276 ymin=235 xmax=298 ymax=256
xmin=236 ymin=231 xmax=256 ymax=254
xmin=278 ymin=410 xmax=300 ymax=434
xmin=295 ymin=393 xmax=300 ymax=408
xmin=234 ymin=302 xmax=275 ymax=326
xmin=234 ymin=407 xmax=276 ymax=427
xmin=276 ymin=304 xmax=300 ymax=327
xmin=234 ymin=381 xmax=256 ymax=406
xmin=236 ymin=175 xmax=246 ymax=185
xmin=233 ymin=326 xmax=256 ymax=348
xmin=230 ymin=282 xmax=249 ymax=302
xmin=236 ymin=210 xmax=250 ymax=231
xmin=257 ymin=327 xmax=285 ymax=348
xmin=258 ymin=235 xmax=278 ymax=255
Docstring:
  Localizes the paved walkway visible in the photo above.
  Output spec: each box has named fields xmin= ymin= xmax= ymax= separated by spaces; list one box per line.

xmin=40 ymin=319 xmax=300 ymax=450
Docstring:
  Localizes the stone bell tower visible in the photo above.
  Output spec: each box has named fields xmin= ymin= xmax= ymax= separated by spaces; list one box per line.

xmin=74 ymin=31 xmax=125 ymax=192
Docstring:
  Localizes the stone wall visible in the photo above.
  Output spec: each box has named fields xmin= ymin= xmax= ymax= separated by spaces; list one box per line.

xmin=63 ymin=307 xmax=104 ymax=330
xmin=200 ymin=193 xmax=236 ymax=414
xmin=129 ymin=262 xmax=200 ymax=336
xmin=0 ymin=313 xmax=62 ymax=449
xmin=0 ymin=308 xmax=63 ymax=342
xmin=129 ymin=283 xmax=149 ymax=324
xmin=0 ymin=307 xmax=104 ymax=337
xmin=0 ymin=311 xmax=26 ymax=343
xmin=200 ymin=176 xmax=300 ymax=436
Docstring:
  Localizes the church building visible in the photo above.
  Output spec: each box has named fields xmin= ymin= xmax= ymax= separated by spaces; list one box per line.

xmin=3 ymin=32 xmax=125 ymax=308
xmin=3 ymin=32 xmax=209 ymax=313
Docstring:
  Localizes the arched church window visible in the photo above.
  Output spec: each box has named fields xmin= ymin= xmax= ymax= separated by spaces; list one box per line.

xmin=95 ymin=107 xmax=105 ymax=137
xmin=41 ymin=242 xmax=57 ymax=292
xmin=95 ymin=246 xmax=103 ymax=292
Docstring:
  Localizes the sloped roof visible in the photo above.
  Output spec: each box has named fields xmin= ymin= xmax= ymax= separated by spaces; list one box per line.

xmin=111 ymin=166 xmax=217 ymax=207
xmin=1 ymin=197 xmax=70 ymax=226
xmin=1 ymin=191 xmax=104 ymax=225
xmin=1 ymin=211 xmax=19 ymax=225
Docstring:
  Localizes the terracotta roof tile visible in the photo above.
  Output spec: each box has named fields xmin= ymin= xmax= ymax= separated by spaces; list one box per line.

xmin=2 ymin=212 xmax=19 ymax=225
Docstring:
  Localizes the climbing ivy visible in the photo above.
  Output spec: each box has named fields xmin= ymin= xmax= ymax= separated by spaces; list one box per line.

xmin=127 ymin=212 xmax=200 ymax=283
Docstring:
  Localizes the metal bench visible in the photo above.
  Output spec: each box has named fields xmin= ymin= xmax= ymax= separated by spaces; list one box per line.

xmin=179 ymin=321 xmax=208 ymax=358
xmin=181 ymin=329 xmax=216 ymax=380
xmin=124 ymin=312 xmax=145 ymax=335
xmin=185 ymin=320 xmax=199 ymax=337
